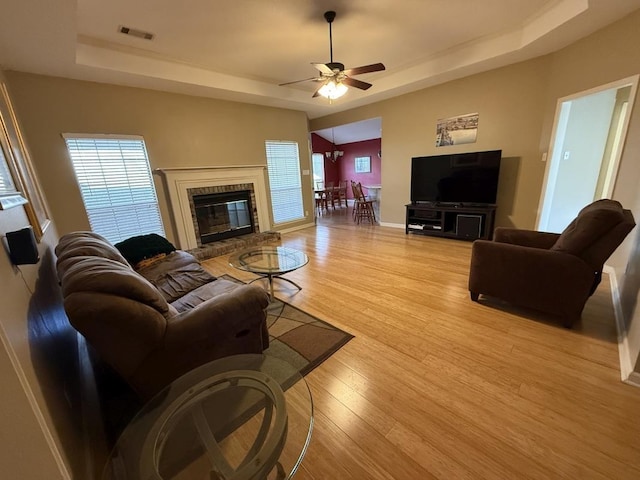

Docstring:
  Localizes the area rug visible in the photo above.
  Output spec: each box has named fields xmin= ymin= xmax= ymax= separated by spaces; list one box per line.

xmin=220 ymin=274 xmax=354 ymax=376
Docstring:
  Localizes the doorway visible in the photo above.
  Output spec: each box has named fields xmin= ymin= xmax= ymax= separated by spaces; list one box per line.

xmin=310 ymin=118 xmax=382 ymax=224
xmin=537 ymin=75 xmax=638 ymax=232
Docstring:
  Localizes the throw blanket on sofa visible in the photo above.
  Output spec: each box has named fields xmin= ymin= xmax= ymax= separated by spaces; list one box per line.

xmin=115 ymin=233 xmax=176 ymax=266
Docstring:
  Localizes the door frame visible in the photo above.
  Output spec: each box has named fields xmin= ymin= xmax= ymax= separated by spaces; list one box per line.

xmin=536 ymin=74 xmax=639 ymax=230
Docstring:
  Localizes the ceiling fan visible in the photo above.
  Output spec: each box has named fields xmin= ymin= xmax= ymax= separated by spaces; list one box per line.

xmin=279 ymin=10 xmax=385 ymax=100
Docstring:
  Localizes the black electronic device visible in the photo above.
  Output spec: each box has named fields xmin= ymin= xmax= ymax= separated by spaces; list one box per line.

xmin=410 ymin=150 xmax=502 ymax=205
xmin=6 ymin=226 xmax=40 ymax=265
xmin=456 ymin=214 xmax=483 ymax=239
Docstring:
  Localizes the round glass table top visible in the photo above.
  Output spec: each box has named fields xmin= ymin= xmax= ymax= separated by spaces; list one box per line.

xmin=229 ymin=247 xmax=309 ymax=276
xmin=102 ymin=354 xmax=313 ymax=480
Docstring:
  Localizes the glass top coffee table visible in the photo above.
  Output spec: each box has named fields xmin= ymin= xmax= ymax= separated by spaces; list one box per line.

xmin=229 ymin=246 xmax=309 ymax=300
xmin=102 ymin=354 xmax=313 ymax=480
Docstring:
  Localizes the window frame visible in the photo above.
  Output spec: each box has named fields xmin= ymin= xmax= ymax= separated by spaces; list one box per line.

xmin=265 ymin=140 xmax=305 ymax=226
xmin=312 ymin=152 xmax=325 ymax=188
xmin=62 ymin=133 xmax=165 ymax=244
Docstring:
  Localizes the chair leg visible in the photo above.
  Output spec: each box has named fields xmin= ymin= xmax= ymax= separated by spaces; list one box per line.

xmin=470 ymin=292 xmax=479 ymax=301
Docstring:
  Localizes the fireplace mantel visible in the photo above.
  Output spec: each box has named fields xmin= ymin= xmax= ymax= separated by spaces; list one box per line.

xmin=156 ymin=166 xmax=271 ymax=250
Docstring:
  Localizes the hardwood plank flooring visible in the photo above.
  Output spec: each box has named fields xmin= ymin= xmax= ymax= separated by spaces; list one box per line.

xmin=202 ymin=214 xmax=640 ymax=480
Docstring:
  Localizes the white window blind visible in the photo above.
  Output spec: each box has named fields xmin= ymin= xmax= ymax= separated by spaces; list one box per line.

xmin=312 ymin=153 xmax=325 ymax=186
xmin=63 ymin=135 xmax=165 ymax=244
xmin=265 ymin=141 xmax=304 ymax=224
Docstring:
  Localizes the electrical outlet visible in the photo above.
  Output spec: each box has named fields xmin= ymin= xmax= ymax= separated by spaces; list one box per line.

xmin=563 ymin=151 xmax=571 ymax=160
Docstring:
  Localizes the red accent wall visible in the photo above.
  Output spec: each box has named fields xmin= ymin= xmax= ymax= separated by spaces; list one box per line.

xmin=310 ymin=133 xmax=340 ymax=186
xmin=339 ymin=138 xmax=382 ymax=198
xmin=311 ymin=134 xmax=382 ymax=197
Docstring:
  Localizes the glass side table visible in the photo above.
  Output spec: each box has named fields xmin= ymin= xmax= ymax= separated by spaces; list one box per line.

xmin=229 ymin=246 xmax=309 ymax=300
xmin=103 ymin=354 xmax=313 ymax=480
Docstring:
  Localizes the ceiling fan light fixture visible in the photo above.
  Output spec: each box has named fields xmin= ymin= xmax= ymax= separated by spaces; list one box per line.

xmin=318 ymin=80 xmax=348 ymax=100
xmin=279 ymin=11 xmax=384 ymax=98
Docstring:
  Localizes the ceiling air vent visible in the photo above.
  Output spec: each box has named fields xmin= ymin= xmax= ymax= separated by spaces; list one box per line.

xmin=118 ymin=26 xmax=154 ymax=40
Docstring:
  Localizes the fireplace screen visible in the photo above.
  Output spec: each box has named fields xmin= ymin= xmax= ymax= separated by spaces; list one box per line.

xmin=193 ymin=190 xmax=254 ymax=244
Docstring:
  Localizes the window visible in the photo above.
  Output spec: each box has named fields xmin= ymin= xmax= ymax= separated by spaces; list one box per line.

xmin=312 ymin=153 xmax=325 ymax=187
xmin=63 ymin=134 xmax=165 ymax=243
xmin=265 ymin=141 xmax=304 ymax=224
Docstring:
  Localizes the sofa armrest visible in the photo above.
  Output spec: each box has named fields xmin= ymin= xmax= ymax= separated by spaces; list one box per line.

xmin=493 ymin=227 xmax=560 ymax=249
xmin=164 ymin=284 xmax=269 ymax=349
xmin=469 ymin=240 xmax=595 ymax=307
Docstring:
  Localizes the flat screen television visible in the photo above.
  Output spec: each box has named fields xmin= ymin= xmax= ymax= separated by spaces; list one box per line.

xmin=410 ymin=150 xmax=502 ymax=205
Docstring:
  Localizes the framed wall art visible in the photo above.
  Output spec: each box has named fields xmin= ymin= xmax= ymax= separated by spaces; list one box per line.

xmin=436 ymin=112 xmax=479 ymax=147
xmin=0 ymin=77 xmax=50 ymax=239
xmin=354 ymin=156 xmax=371 ymax=173
xmin=0 ymin=124 xmax=28 ymax=210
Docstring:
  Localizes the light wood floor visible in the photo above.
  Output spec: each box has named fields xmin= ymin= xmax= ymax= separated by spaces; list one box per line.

xmin=202 ymin=212 xmax=640 ymax=480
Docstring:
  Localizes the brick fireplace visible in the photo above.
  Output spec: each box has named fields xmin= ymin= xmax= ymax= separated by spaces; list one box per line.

xmin=157 ymin=166 xmax=272 ymax=251
xmin=189 ymin=185 xmax=257 ymax=247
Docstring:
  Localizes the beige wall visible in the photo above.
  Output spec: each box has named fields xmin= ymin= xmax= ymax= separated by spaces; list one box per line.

xmin=3 ymin=26 xmax=640 ymax=480
xmin=310 ymin=57 xmax=552 ymax=230
xmin=4 ymin=73 xmax=314 ymax=244
xmin=0 ymin=69 xmax=86 ymax=478
xmin=0 ymin=213 xmax=82 ymax=479
xmin=311 ymin=10 xmax=640 ymax=377
xmin=542 ymin=9 xmax=640 ymax=378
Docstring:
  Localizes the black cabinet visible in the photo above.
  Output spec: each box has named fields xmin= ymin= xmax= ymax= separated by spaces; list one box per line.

xmin=405 ymin=203 xmax=496 ymax=240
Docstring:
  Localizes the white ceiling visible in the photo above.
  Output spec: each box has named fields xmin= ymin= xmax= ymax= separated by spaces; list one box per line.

xmin=314 ymin=118 xmax=382 ymax=145
xmin=2 ymin=0 xmax=640 ymax=142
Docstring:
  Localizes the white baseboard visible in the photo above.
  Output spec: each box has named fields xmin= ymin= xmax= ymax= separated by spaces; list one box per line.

xmin=277 ymin=221 xmax=315 ymax=234
xmin=380 ymin=222 xmax=404 ymax=229
xmin=605 ymin=265 xmax=640 ymax=387
xmin=627 ymin=371 xmax=640 ymax=387
xmin=0 ymin=318 xmax=72 ymax=479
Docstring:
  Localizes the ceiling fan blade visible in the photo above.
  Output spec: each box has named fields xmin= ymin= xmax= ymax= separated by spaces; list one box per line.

xmin=343 ymin=63 xmax=386 ymax=76
xmin=279 ymin=77 xmax=320 ymax=86
xmin=342 ymin=77 xmax=372 ymax=90
xmin=311 ymin=63 xmax=334 ymax=75
xmin=312 ymin=85 xmax=324 ymax=98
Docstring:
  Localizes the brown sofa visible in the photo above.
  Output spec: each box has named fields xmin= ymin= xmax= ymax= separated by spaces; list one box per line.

xmin=468 ymin=199 xmax=635 ymax=327
xmin=55 ymin=231 xmax=269 ymax=398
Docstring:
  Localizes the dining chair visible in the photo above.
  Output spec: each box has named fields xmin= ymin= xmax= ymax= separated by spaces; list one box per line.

xmin=351 ymin=181 xmax=376 ymax=224
xmin=336 ymin=180 xmax=348 ymax=208
xmin=315 ymin=181 xmax=328 ymax=214
xmin=325 ymin=181 xmax=337 ymax=209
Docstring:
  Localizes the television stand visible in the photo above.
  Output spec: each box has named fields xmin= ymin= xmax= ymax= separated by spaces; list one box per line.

xmin=405 ymin=203 xmax=496 ymax=240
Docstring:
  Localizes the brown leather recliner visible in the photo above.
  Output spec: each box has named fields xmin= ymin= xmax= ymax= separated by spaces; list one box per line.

xmin=468 ymin=199 xmax=636 ymax=327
